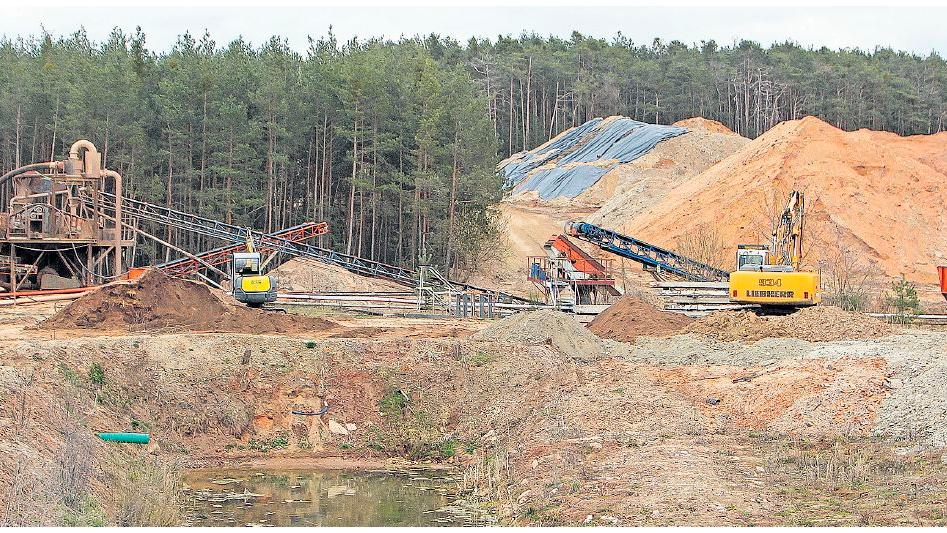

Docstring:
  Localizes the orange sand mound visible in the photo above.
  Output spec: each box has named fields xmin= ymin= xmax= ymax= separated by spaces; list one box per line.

xmin=673 ymin=117 xmax=737 ymax=135
xmin=40 ymin=269 xmax=336 ymax=334
xmin=604 ymin=116 xmax=947 ymax=286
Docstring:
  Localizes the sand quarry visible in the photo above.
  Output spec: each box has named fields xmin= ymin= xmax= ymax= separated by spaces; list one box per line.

xmin=3 ymin=268 xmax=947 ymax=526
xmin=3 ymin=114 xmax=947 ymax=526
xmin=490 ymin=115 xmax=947 ymax=303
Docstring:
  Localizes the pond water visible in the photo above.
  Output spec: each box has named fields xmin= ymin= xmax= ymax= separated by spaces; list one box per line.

xmin=182 ymin=467 xmax=495 ymax=527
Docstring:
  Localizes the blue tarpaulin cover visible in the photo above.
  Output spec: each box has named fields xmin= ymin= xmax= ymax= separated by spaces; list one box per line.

xmin=499 ymin=117 xmax=687 ymax=200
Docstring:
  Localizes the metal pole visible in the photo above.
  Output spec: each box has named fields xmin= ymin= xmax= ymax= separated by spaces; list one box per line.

xmin=86 ymin=244 xmax=93 ymax=286
xmin=10 ymin=244 xmax=16 ymax=305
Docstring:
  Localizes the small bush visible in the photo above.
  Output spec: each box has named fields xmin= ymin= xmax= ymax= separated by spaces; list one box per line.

xmin=884 ymin=275 xmax=920 ymax=324
xmin=378 ymin=389 xmax=407 ymax=417
xmin=88 ymin=363 xmax=105 ymax=387
xmin=439 ymin=439 xmax=457 ymax=458
xmin=58 ymin=363 xmax=80 ymax=386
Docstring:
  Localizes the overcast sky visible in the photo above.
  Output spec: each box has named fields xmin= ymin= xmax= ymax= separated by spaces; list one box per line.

xmin=4 ymin=5 xmax=947 ymax=55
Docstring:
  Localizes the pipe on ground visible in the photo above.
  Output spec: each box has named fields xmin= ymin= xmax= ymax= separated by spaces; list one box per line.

xmin=0 ymin=293 xmax=84 ymax=306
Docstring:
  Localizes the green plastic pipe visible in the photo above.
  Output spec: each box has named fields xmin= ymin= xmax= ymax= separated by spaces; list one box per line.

xmin=97 ymin=432 xmax=150 ymax=444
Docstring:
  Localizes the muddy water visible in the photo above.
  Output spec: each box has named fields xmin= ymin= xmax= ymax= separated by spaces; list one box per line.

xmin=183 ymin=467 xmax=495 ymax=527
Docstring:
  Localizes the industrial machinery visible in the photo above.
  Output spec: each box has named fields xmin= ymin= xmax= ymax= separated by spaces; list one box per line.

xmin=527 ymin=234 xmax=619 ymax=305
xmin=939 ymin=266 xmax=946 ymax=302
xmin=0 ymin=140 xmax=131 ymax=292
xmin=564 ymin=221 xmax=729 ymax=282
xmin=231 ymin=234 xmax=277 ymax=306
xmin=728 ymin=191 xmax=820 ymax=308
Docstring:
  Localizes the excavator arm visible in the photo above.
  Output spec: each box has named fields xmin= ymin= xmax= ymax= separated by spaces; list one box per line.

xmin=770 ymin=190 xmax=805 ymax=270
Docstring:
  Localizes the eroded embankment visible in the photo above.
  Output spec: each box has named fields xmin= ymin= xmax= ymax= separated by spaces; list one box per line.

xmin=3 ymin=326 xmax=947 ymax=526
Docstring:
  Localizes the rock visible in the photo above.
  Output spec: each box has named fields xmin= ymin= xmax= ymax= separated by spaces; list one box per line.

xmin=345 ymin=423 xmax=357 ymax=432
xmin=39 ymin=271 xmax=81 ymax=290
xmin=706 ymin=397 xmax=721 ymax=406
xmin=328 ymin=420 xmax=348 ymax=435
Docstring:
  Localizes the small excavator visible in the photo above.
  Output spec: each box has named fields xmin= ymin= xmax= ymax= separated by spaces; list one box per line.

xmin=231 ymin=233 xmax=277 ymax=307
xmin=729 ymin=190 xmax=820 ymax=309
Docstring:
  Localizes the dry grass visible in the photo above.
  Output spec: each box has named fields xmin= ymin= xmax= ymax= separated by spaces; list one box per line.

xmin=762 ymin=436 xmax=947 ymax=526
xmin=111 ymin=455 xmax=183 ymax=526
xmin=674 ymin=223 xmax=730 ymax=271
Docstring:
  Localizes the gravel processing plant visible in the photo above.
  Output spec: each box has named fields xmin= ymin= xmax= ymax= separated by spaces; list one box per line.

xmin=2 ymin=107 xmax=947 ymax=526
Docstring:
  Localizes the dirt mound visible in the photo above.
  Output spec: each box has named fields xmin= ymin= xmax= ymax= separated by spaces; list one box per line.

xmin=604 ymin=116 xmax=947 ymax=289
xmin=472 ymin=309 xmax=603 ymax=361
xmin=273 ymin=258 xmax=407 ymax=293
xmin=588 ymin=295 xmax=693 ymax=341
xmin=656 ymin=355 xmax=890 ymax=438
xmin=672 ymin=117 xmax=737 ymax=135
xmin=684 ymin=305 xmax=896 ymax=342
xmin=40 ymin=269 xmax=336 ymax=334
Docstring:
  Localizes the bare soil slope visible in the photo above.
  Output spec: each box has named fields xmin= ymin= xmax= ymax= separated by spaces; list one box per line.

xmin=672 ymin=117 xmax=739 ymax=135
xmin=601 ymin=116 xmax=947 ymax=286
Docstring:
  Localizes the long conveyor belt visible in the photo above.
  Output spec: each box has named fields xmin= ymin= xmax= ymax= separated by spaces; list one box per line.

xmin=89 ymin=191 xmax=538 ymax=304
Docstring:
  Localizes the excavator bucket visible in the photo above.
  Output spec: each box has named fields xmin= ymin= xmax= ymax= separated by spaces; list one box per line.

xmin=939 ymin=266 xmax=947 ymax=302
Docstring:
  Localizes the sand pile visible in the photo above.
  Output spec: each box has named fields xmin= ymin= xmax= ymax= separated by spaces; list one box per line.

xmin=472 ymin=309 xmax=603 ymax=361
xmin=502 ymin=116 xmax=749 ymax=210
xmin=40 ymin=269 xmax=336 ymax=334
xmin=575 ymin=128 xmax=750 ymax=209
xmin=273 ymin=257 xmax=406 ymax=293
xmin=684 ymin=305 xmax=896 ymax=342
xmin=601 ymin=116 xmax=947 ymax=287
xmin=588 ymin=295 xmax=693 ymax=342
xmin=672 ymin=117 xmax=738 ymax=135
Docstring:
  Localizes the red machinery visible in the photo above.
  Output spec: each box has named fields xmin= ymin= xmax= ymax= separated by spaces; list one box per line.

xmin=158 ymin=222 xmax=329 ymax=277
xmin=528 ymin=234 xmax=618 ymax=305
xmin=939 ymin=266 xmax=947 ymax=302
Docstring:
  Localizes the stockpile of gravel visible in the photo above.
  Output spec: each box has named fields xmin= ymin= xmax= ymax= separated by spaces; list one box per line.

xmin=473 ymin=310 xmax=605 ymax=362
xmin=684 ymin=306 xmax=896 ymax=342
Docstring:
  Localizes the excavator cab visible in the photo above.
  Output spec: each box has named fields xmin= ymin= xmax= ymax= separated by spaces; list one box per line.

xmin=231 ymin=235 xmax=277 ymax=307
xmin=736 ymin=244 xmax=768 ymax=270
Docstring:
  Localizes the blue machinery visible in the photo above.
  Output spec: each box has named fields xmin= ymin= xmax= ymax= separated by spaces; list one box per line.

xmin=564 ymin=221 xmax=729 ymax=283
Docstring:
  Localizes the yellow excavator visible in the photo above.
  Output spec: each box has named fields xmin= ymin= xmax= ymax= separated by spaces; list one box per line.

xmin=729 ymin=190 xmax=820 ymax=308
xmin=231 ymin=234 xmax=277 ymax=307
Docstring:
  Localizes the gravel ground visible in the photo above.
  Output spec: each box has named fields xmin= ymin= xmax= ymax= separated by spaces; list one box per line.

xmin=625 ymin=328 xmax=947 ymax=447
xmin=473 ymin=310 xmax=605 ymax=362
xmin=619 ymin=334 xmax=816 ymax=366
